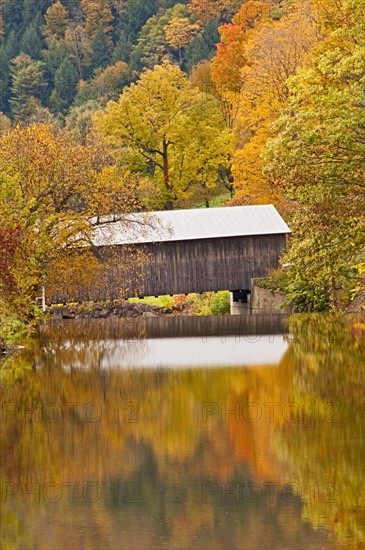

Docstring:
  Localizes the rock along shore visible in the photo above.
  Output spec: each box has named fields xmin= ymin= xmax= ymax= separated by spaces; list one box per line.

xmin=48 ymin=301 xmax=171 ymax=320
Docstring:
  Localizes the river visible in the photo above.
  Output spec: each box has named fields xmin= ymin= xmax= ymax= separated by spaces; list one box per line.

xmin=0 ymin=313 xmax=364 ymax=549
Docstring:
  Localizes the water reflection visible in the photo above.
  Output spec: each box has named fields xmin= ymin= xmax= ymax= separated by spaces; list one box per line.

xmin=36 ymin=336 xmax=288 ymax=370
xmin=0 ymin=314 xmax=364 ymax=549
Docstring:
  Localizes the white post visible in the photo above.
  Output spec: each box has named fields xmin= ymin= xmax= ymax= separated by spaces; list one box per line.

xmin=42 ymin=284 xmax=46 ymax=313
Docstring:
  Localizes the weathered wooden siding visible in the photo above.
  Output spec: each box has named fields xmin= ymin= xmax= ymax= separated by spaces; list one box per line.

xmin=139 ymin=234 xmax=285 ymax=295
xmin=49 ymin=234 xmax=286 ymax=303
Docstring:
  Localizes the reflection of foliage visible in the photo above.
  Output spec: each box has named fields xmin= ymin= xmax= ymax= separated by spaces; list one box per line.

xmin=0 ymin=333 xmax=295 ymax=547
xmin=1 ymin=315 xmax=363 ymax=547
xmin=0 ymin=496 xmax=32 ymax=550
xmin=274 ymin=313 xmax=365 ymax=546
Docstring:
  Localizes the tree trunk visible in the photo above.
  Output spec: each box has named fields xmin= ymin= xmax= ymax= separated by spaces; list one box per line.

xmin=162 ymin=140 xmax=173 ymax=210
xmin=162 ymin=140 xmax=170 ymax=191
xmin=331 ymin=276 xmax=338 ymax=309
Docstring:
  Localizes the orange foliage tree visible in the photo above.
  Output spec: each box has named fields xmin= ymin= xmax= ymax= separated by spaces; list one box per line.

xmin=211 ymin=2 xmax=271 ymax=128
xmin=212 ymin=0 xmax=317 ymax=205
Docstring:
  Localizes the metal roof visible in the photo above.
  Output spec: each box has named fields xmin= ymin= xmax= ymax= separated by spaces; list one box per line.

xmin=92 ymin=204 xmax=291 ymax=246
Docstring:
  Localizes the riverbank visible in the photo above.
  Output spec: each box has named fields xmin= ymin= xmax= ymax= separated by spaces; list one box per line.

xmin=0 ymin=293 xmax=228 ymax=357
xmin=2 ymin=284 xmax=363 ymax=358
xmin=49 ymin=301 xmax=166 ymax=319
xmin=48 ymin=292 xmax=231 ymax=319
xmin=1 ymin=341 xmax=10 ymax=356
xmin=0 ymin=317 xmax=27 ymax=358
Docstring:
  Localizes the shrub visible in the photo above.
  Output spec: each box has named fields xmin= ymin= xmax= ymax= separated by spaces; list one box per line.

xmin=210 ymin=291 xmax=230 ymax=315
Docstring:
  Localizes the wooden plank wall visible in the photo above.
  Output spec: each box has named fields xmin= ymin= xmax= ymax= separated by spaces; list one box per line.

xmin=49 ymin=234 xmax=286 ymax=303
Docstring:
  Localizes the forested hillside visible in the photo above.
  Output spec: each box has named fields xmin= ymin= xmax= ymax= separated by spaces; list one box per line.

xmin=0 ymin=0 xmax=364 ymax=319
xmin=0 ymin=0 xmax=230 ymax=118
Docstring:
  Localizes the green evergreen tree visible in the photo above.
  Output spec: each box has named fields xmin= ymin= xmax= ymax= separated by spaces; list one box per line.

xmin=9 ymin=53 xmax=47 ymax=120
xmin=48 ymin=89 xmax=65 ymax=114
xmin=3 ymin=30 xmax=20 ymax=60
xmin=0 ymin=30 xmax=20 ymax=113
xmin=184 ymin=18 xmax=220 ymax=71
xmin=72 ymin=80 xmax=98 ymax=108
xmin=65 ymin=99 xmax=100 ymax=144
xmin=91 ymin=26 xmax=111 ymax=70
xmin=116 ymin=0 xmax=158 ymax=44
xmin=1 ymin=1 xmax=23 ymax=36
xmin=0 ymin=49 xmax=10 ymax=112
xmin=42 ymin=43 xmax=69 ymax=88
xmin=20 ymin=18 xmax=44 ymax=60
xmin=53 ymin=57 xmax=79 ymax=111
xmin=112 ymin=31 xmax=132 ymax=64
xmin=21 ymin=0 xmax=41 ymax=28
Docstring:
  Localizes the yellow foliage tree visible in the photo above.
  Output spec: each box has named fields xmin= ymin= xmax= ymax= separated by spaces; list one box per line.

xmin=94 ymin=62 xmax=233 ymax=209
xmin=0 ymin=123 xmax=145 ymax=317
xmin=164 ymin=17 xmax=201 ymax=65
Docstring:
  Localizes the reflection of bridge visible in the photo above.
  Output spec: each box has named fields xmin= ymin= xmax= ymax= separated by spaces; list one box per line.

xmin=40 ymin=314 xmax=289 ymax=340
xmin=57 ymin=336 xmax=289 ymax=369
xmin=50 ymin=205 xmax=290 ymax=304
xmin=39 ymin=315 xmax=290 ymax=369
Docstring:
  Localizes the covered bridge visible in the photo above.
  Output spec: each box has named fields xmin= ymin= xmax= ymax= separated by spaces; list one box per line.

xmin=50 ymin=205 xmax=291 ymax=303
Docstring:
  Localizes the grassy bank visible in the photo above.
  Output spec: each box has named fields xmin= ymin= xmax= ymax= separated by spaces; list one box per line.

xmin=0 ymin=302 xmax=43 ymax=356
xmin=128 ymin=292 xmax=231 ymax=316
xmin=0 ymin=315 xmax=27 ymax=355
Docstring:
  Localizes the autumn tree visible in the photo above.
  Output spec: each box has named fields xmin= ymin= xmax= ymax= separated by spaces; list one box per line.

xmin=210 ymin=1 xmax=272 ymax=132
xmin=231 ymin=2 xmax=317 ymax=204
xmin=92 ymin=60 xmax=132 ymax=103
xmin=0 ymin=123 xmax=148 ymax=318
xmin=130 ymin=4 xmax=197 ymax=70
xmin=64 ymin=8 xmax=93 ymax=78
xmin=189 ymin=60 xmax=235 ymax=199
xmin=264 ymin=0 xmax=365 ymax=309
xmin=164 ymin=16 xmax=201 ymax=66
xmin=188 ymin=0 xmax=243 ymax=24
xmin=42 ymin=0 xmax=70 ymax=45
xmin=81 ymin=0 xmax=114 ymax=44
xmin=94 ymin=62 xmax=233 ymax=209
xmin=0 ymin=111 xmax=11 ymax=134
xmin=212 ymin=2 xmax=270 ymax=95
